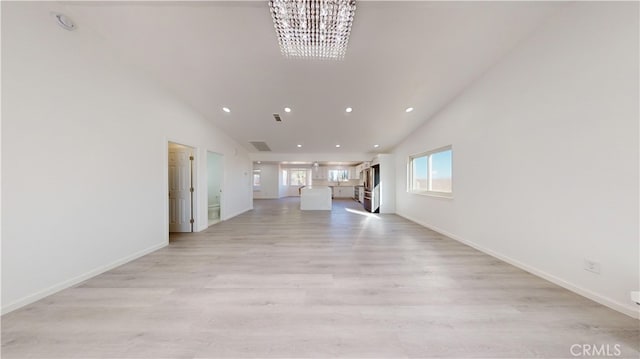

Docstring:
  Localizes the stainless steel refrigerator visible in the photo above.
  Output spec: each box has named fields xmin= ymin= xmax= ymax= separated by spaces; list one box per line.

xmin=363 ymin=165 xmax=380 ymax=213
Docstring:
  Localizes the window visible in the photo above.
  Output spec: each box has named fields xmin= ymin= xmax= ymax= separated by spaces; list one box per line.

xmin=282 ymin=170 xmax=288 ymax=185
xmin=328 ymin=169 xmax=349 ymax=182
xmin=409 ymin=146 xmax=452 ymax=196
xmin=289 ymin=169 xmax=308 ymax=186
xmin=253 ymin=170 xmax=261 ymax=188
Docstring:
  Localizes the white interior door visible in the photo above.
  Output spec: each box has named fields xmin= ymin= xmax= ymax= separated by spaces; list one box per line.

xmin=169 ymin=143 xmax=194 ymax=232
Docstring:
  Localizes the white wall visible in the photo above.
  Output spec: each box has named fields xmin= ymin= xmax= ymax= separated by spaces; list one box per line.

xmin=253 ymin=163 xmax=280 ymax=199
xmin=1 ymin=2 xmax=253 ymax=314
xmin=394 ymin=2 xmax=639 ymax=317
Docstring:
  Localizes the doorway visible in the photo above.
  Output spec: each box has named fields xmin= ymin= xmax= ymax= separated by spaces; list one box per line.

xmin=207 ymin=151 xmax=224 ymax=226
xmin=168 ymin=142 xmax=196 ymax=232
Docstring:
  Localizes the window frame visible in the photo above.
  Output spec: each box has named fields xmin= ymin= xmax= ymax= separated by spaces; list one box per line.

xmin=288 ymin=168 xmax=308 ymax=186
xmin=408 ymin=145 xmax=453 ymax=198
xmin=327 ymin=169 xmax=349 ymax=182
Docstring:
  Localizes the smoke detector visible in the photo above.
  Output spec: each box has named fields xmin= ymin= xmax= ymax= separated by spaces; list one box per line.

xmin=52 ymin=12 xmax=76 ymax=31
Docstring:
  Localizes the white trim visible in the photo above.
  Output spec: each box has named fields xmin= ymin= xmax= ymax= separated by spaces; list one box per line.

xmin=409 ymin=144 xmax=453 ymax=160
xmin=163 ymin=139 xmax=170 ymax=242
xmin=166 ymin=139 xmax=199 ymax=233
xmin=408 ymin=145 xmax=453 ymax=196
xmin=396 ymin=211 xmax=640 ymax=320
xmin=410 ymin=191 xmax=454 ymax=199
xmin=221 ymin=206 xmax=252 ymax=222
xmin=1 ymin=241 xmax=167 ymax=315
xmin=207 ymin=219 xmax=221 ymax=228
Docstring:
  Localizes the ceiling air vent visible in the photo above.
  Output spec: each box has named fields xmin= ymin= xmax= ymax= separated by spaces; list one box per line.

xmin=273 ymin=113 xmax=282 ymax=122
xmin=250 ymin=141 xmax=272 ymax=152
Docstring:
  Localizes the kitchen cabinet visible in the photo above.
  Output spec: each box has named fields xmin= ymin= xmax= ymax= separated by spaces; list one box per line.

xmin=354 ymin=162 xmax=370 ymax=180
xmin=350 ymin=166 xmax=358 ymax=180
xmin=312 ymin=166 xmax=326 ymax=180
xmin=332 ymin=186 xmax=354 ymax=198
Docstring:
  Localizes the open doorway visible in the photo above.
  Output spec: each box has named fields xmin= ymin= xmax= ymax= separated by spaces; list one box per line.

xmin=207 ymin=151 xmax=224 ymax=226
xmin=168 ymin=142 xmax=196 ymax=232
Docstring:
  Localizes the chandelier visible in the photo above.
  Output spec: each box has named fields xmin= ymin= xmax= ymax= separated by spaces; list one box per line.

xmin=268 ymin=0 xmax=357 ymax=60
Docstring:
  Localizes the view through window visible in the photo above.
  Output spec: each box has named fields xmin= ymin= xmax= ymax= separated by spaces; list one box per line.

xmin=328 ymin=169 xmax=349 ymax=182
xmin=289 ymin=169 xmax=308 ymax=186
xmin=409 ymin=146 xmax=452 ymax=195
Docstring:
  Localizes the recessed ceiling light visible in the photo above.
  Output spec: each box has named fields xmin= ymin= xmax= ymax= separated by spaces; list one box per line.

xmin=374 ymin=144 xmax=380 ymax=148
xmin=297 ymin=144 xmax=302 ymax=148
xmin=405 ymin=107 xmax=414 ymax=113
xmin=335 ymin=144 xmax=341 ymax=148
xmin=257 ymin=161 xmax=261 ymax=164
xmin=222 ymin=107 xmax=231 ymax=113
xmin=345 ymin=107 xmax=353 ymax=113
xmin=284 ymin=107 xmax=292 ymax=113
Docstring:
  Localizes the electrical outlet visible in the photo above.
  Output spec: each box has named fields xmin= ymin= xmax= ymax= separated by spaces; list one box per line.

xmin=584 ymin=259 xmax=601 ymax=274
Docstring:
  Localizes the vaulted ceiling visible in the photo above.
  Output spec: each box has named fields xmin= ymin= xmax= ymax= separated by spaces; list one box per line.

xmin=64 ymin=1 xmax=563 ymax=158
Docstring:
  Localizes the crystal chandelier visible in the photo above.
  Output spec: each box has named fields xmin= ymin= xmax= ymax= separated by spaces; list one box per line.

xmin=269 ymin=0 xmax=357 ymax=60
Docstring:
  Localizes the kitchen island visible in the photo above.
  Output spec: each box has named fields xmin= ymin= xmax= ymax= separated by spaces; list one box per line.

xmin=328 ymin=185 xmax=355 ymax=198
xmin=300 ymin=186 xmax=332 ymax=210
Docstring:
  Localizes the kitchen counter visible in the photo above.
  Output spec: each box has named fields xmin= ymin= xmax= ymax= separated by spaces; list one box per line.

xmin=300 ymin=186 xmax=332 ymax=210
xmin=328 ymin=185 xmax=354 ymax=198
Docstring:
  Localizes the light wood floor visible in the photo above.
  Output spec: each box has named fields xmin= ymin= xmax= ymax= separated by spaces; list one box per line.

xmin=2 ymin=198 xmax=639 ymax=358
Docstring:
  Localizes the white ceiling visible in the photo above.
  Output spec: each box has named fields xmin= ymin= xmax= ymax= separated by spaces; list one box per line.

xmin=63 ymin=1 xmax=563 ymax=157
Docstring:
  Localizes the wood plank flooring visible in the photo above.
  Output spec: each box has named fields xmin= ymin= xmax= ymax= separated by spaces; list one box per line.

xmin=2 ymin=198 xmax=639 ymax=358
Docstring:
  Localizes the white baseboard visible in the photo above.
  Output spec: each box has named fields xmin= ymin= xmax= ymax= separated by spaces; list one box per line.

xmin=396 ymin=212 xmax=640 ymax=320
xmin=1 ymin=241 xmax=168 ymax=315
xmin=221 ymin=206 xmax=252 ymax=222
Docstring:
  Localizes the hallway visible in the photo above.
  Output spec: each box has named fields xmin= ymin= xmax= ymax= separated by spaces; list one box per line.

xmin=2 ymin=198 xmax=638 ymax=358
